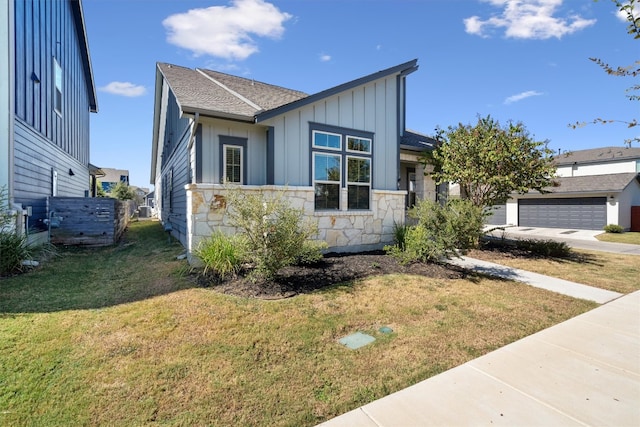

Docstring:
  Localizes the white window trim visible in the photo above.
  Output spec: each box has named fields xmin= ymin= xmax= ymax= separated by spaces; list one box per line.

xmin=346 ymin=155 xmax=371 ymax=209
xmin=346 ymin=135 xmax=372 ymax=154
xmin=312 ymin=130 xmax=342 ymax=151
xmin=313 ymin=152 xmax=341 ymax=185
xmin=223 ymin=144 xmax=243 ymax=184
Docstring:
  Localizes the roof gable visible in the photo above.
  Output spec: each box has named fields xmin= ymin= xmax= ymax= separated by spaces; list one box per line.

xmin=256 ymin=59 xmax=418 ymax=122
xmin=544 ymin=172 xmax=639 ymax=194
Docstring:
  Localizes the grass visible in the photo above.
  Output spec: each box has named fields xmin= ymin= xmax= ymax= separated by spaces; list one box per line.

xmin=0 ymin=221 xmax=597 ymax=426
xmin=470 ymin=249 xmax=640 ymax=294
xmin=596 ymin=231 xmax=640 ymax=245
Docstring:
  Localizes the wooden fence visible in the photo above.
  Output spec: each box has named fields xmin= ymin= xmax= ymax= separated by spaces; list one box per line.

xmin=48 ymin=197 xmax=135 ymax=246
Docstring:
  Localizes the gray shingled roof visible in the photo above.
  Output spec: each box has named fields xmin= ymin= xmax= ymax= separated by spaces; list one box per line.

xmin=400 ymin=130 xmax=437 ymax=152
xmin=157 ymin=63 xmax=308 ymax=121
xmin=542 ymin=172 xmax=639 ymax=194
xmin=554 ymin=146 xmax=640 ymax=166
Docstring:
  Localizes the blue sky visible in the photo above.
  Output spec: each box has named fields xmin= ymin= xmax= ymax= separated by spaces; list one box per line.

xmin=82 ymin=0 xmax=638 ymax=189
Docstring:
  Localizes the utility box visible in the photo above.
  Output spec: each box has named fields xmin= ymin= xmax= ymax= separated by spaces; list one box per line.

xmin=632 ymin=206 xmax=640 ymax=232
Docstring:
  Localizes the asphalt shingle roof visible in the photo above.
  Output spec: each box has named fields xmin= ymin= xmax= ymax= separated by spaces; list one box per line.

xmin=400 ymin=130 xmax=437 ymax=152
xmin=544 ymin=172 xmax=639 ymax=194
xmin=157 ymin=63 xmax=308 ymax=120
xmin=554 ymin=146 xmax=640 ymax=165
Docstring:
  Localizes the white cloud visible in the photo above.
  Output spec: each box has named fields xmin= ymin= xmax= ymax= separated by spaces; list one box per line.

xmin=504 ymin=90 xmax=543 ymax=104
xmin=99 ymin=82 xmax=146 ymax=97
xmin=464 ymin=0 xmax=596 ymax=39
xmin=615 ymin=1 xmax=640 ymax=22
xmin=319 ymin=53 xmax=331 ymax=62
xmin=163 ymin=0 xmax=292 ymax=61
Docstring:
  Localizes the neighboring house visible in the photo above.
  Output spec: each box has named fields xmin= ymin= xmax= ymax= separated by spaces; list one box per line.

xmin=150 ymin=60 xmax=437 ymax=259
xmin=487 ymin=146 xmax=640 ymax=230
xmin=0 ymin=0 xmax=98 ymax=234
xmin=100 ymin=167 xmax=129 ymax=193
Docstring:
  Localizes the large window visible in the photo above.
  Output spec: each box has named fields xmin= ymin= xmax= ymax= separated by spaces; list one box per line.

xmin=311 ymin=126 xmax=373 ymax=210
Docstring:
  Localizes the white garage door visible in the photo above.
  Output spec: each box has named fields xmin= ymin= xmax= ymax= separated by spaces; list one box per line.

xmin=518 ymin=198 xmax=607 ymax=230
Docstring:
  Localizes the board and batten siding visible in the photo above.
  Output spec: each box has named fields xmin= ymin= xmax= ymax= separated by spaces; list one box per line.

xmin=13 ymin=0 xmax=92 ymax=166
xmin=260 ymin=73 xmax=400 ymax=190
xmin=196 ymin=117 xmax=268 ymax=185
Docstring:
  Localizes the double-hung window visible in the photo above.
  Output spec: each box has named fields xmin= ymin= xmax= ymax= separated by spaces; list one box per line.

xmin=311 ymin=126 xmax=373 ymax=211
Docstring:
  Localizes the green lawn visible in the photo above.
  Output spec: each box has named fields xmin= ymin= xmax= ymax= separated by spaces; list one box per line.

xmin=0 ymin=221 xmax=597 ymax=426
xmin=596 ymin=231 xmax=640 ymax=245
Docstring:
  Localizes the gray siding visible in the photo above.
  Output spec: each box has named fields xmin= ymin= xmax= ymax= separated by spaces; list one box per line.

xmin=197 ymin=118 xmax=268 ymax=185
xmin=261 ymin=73 xmax=400 ymax=189
xmin=14 ymin=0 xmax=92 ymax=166
xmin=14 ymin=119 xmax=89 ymax=229
xmin=158 ymin=89 xmax=192 ymax=246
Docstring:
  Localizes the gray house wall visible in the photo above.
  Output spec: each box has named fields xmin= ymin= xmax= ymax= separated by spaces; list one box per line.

xmin=259 ymin=73 xmax=400 ymax=190
xmin=157 ymin=83 xmax=192 ymax=246
xmin=12 ymin=0 xmax=96 ymax=229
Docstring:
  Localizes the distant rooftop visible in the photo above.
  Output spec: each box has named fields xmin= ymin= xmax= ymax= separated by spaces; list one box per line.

xmin=554 ymin=146 xmax=640 ymax=165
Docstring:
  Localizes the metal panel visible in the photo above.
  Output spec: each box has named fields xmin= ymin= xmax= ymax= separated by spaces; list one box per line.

xmin=518 ymin=198 xmax=607 ymax=229
xmin=486 ymin=204 xmax=507 ymax=225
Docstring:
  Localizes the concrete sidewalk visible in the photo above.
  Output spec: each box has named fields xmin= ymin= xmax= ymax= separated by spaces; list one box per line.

xmin=448 ymin=256 xmax=622 ymax=304
xmin=319 ymin=259 xmax=639 ymax=427
xmin=319 ymin=291 xmax=640 ymax=426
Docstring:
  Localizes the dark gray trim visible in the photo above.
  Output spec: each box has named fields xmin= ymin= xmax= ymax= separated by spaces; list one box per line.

xmin=70 ymin=0 xmax=98 ymax=112
xmin=195 ymin=124 xmax=203 ymax=183
xmin=218 ymin=135 xmax=248 ymax=184
xmin=308 ymin=122 xmax=374 ymax=189
xmin=256 ymin=59 xmax=418 ymax=122
xmin=266 ymin=127 xmax=274 ymax=185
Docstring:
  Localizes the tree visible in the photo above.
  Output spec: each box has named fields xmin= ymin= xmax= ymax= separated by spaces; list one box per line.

xmin=422 ymin=115 xmax=556 ymax=209
xmin=569 ymin=0 xmax=639 ymax=146
xmin=96 ymin=180 xmax=106 ymax=197
xmin=111 ymin=181 xmax=135 ymax=200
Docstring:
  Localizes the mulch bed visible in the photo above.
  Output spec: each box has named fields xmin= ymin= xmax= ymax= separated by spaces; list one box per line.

xmin=197 ymin=250 xmax=468 ymax=300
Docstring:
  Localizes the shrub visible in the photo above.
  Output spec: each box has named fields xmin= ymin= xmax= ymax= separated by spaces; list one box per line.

xmin=386 ymin=198 xmax=485 ymax=263
xmin=392 ymin=221 xmax=408 ymax=251
xmin=0 ymin=231 xmax=33 ymax=275
xmin=224 ymin=187 xmax=323 ymax=280
xmin=295 ymin=240 xmax=328 ymax=266
xmin=603 ymin=224 xmax=624 ymax=233
xmin=514 ymin=238 xmax=572 ymax=258
xmin=194 ymin=231 xmax=247 ymax=279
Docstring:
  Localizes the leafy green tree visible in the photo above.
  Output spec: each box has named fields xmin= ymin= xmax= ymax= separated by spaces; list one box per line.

xmin=111 ymin=181 xmax=135 ymax=200
xmin=96 ymin=180 xmax=106 ymax=197
xmin=570 ymin=0 xmax=639 ymax=145
xmin=423 ymin=115 xmax=556 ymax=209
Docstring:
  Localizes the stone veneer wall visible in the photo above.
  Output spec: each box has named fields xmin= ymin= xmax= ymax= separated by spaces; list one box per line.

xmin=185 ymin=184 xmax=406 ymax=261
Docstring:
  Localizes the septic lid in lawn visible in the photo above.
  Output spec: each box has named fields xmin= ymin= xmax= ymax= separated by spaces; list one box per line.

xmin=339 ymin=332 xmax=375 ymax=350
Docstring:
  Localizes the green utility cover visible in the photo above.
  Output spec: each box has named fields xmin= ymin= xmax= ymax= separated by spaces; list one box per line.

xmin=339 ymin=332 xmax=375 ymax=350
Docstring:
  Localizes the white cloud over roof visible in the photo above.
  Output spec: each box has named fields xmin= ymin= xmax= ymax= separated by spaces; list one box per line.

xmin=162 ymin=0 xmax=292 ymax=61
xmin=99 ymin=82 xmax=146 ymax=97
xmin=464 ymin=0 xmax=596 ymax=39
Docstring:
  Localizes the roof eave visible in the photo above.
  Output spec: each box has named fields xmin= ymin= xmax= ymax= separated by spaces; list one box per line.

xmin=70 ymin=0 xmax=98 ymax=113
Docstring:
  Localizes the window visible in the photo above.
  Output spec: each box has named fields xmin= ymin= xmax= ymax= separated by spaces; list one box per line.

xmin=53 ymin=58 xmax=62 ymax=115
xmin=347 ymin=156 xmax=370 ymax=209
xmin=219 ymin=136 xmax=247 ymax=184
xmin=223 ymin=145 xmax=243 ymax=183
xmin=311 ymin=126 xmax=373 ymax=210
xmin=314 ymin=153 xmax=341 ymax=209
xmin=313 ymin=131 xmax=341 ymax=150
